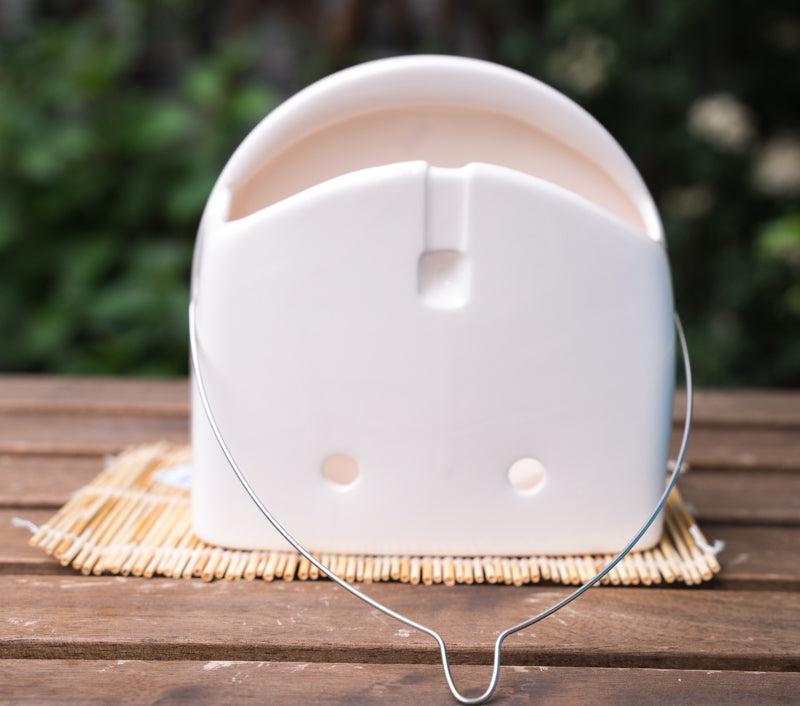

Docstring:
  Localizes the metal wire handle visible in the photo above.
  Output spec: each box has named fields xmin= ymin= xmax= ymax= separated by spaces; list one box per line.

xmin=189 ymin=299 xmax=693 ymax=704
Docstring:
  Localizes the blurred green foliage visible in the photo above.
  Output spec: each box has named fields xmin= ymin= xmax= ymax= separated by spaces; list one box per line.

xmin=1 ymin=0 xmax=799 ymax=384
xmin=0 ymin=7 xmax=279 ymax=374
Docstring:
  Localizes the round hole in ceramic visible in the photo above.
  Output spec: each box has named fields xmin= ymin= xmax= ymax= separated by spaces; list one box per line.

xmin=508 ymin=457 xmax=546 ymax=493
xmin=322 ymin=454 xmax=360 ymax=486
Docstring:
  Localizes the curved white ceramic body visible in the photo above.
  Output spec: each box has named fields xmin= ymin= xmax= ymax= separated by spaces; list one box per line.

xmin=191 ymin=56 xmax=675 ymax=555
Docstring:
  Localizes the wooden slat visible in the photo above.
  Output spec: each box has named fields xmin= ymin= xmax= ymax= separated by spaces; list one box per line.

xmin=679 ymin=470 xmax=800 ymax=525
xmin=1 ymin=660 xmax=798 ymax=705
xmin=1 ymin=509 xmax=78 ymax=575
xmin=0 ymin=455 xmax=105 ymax=508
xmin=674 ymin=389 xmax=800 ymax=428
xmin=0 ymin=412 xmax=188 ymax=456
xmin=0 ymin=409 xmax=796 ymax=471
xmin=3 ymin=454 xmax=799 ymax=528
xmin=0 ymin=376 xmax=188 ymax=415
xmin=0 ymin=378 xmax=797 ymax=471
xmin=1 ymin=379 xmax=798 ymax=704
xmin=3 ymin=377 xmax=799 ymax=429
xmin=2 ymin=576 xmax=798 ymax=670
xmin=709 ymin=525 xmax=800 ymax=589
xmin=669 ymin=427 xmax=800 ymax=471
xmin=2 ymin=511 xmax=797 ymax=587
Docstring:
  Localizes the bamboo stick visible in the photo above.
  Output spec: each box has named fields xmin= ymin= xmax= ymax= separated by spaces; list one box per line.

xmin=471 ymin=557 xmax=486 ymax=583
xmin=156 ymin=509 xmax=192 ymax=576
xmin=380 ymin=556 xmax=391 ymax=583
xmin=143 ymin=552 xmax=161 ymax=579
xmin=203 ymin=549 xmax=222 ymax=582
xmin=671 ymin=488 xmax=721 ymax=574
xmin=422 ymin=558 xmax=433 ymax=586
xmin=441 ymin=558 xmax=454 ymax=586
xmin=642 ymin=550 xmax=662 ymax=584
xmin=59 ymin=492 xmax=116 ymax=564
xmin=632 ymin=552 xmax=651 ymax=586
xmin=494 ymin=558 xmax=506 ymax=584
xmin=665 ymin=513 xmax=702 ymax=585
xmin=164 ymin=534 xmax=198 ymax=579
xmin=651 ymin=546 xmax=673 ymax=583
xmin=565 ymin=558 xmax=580 ymax=585
xmin=241 ymin=551 xmax=260 ymax=581
xmin=482 ymin=558 xmax=497 ymax=584
xmin=225 ymin=551 xmax=246 ymax=580
xmin=658 ymin=537 xmax=683 ymax=583
xmin=344 ymin=555 xmax=357 ymax=583
xmin=669 ymin=500 xmax=715 ymax=581
xmin=297 ymin=556 xmax=311 ymax=581
xmin=526 ymin=557 xmax=540 ymax=583
xmin=461 ymin=558 xmax=474 ymax=585
xmin=309 ymin=555 xmax=321 ymax=580
xmin=212 ymin=550 xmax=231 ymax=580
xmin=283 ymin=554 xmax=299 ymax=581
xmin=409 ymin=557 xmax=421 ymax=585
xmin=432 ymin=557 xmax=443 ymax=584
xmin=453 ymin=558 xmax=464 ymax=585
xmin=400 ymin=557 xmax=411 ymax=583
xmin=501 ymin=558 xmax=513 ymax=585
xmin=191 ymin=550 xmax=211 ymax=579
xmin=274 ymin=553 xmax=289 ymax=579
xmin=334 ymin=554 xmax=347 ymax=580
xmin=253 ymin=553 xmax=268 ymax=579
xmin=579 ymin=556 xmax=594 ymax=584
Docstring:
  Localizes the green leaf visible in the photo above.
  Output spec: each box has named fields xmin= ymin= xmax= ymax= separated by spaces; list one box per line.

xmin=756 ymin=214 xmax=800 ymax=267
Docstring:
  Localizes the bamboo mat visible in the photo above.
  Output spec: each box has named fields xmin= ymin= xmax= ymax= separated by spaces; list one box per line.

xmin=24 ymin=442 xmax=722 ymax=586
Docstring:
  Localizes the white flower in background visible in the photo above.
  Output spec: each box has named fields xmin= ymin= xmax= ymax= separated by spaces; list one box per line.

xmin=752 ymin=134 xmax=800 ymax=197
xmin=662 ymin=184 xmax=715 ymax=220
xmin=687 ymin=92 xmax=756 ymax=152
xmin=546 ymin=28 xmax=618 ymax=96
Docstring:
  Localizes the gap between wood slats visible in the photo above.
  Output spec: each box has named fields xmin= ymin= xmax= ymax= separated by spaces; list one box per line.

xmin=4 ymin=640 xmax=798 ymax=673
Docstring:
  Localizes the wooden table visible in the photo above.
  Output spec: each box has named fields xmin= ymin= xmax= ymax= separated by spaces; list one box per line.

xmin=2 ymin=376 xmax=799 ymax=704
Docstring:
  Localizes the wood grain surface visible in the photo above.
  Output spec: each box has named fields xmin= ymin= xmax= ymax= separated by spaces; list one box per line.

xmin=3 ymin=661 xmax=798 ymax=705
xmin=1 ymin=376 xmax=798 ymax=704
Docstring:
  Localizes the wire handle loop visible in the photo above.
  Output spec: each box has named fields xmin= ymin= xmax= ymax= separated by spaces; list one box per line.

xmin=189 ymin=300 xmax=692 ymax=704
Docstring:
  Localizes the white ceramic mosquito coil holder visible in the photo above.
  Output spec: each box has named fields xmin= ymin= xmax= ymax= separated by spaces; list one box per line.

xmin=190 ymin=55 xmax=675 ymax=558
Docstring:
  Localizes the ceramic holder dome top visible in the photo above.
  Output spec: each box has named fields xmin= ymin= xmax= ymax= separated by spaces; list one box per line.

xmin=190 ymin=55 xmax=676 ymax=558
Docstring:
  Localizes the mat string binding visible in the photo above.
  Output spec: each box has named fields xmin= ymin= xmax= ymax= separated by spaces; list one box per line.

xmin=22 ymin=442 xmax=721 ymax=586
